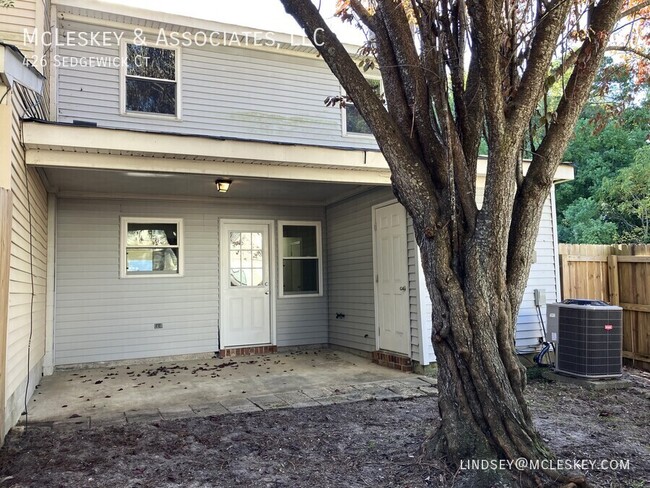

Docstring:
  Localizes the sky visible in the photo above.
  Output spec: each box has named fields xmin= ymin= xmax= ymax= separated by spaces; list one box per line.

xmin=103 ymin=0 xmax=365 ymax=43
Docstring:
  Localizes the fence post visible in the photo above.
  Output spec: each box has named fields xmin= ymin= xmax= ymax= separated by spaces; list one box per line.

xmin=607 ymin=255 xmax=620 ymax=305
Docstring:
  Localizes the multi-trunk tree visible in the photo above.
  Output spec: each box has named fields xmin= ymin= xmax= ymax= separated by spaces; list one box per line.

xmin=279 ymin=0 xmax=648 ymax=486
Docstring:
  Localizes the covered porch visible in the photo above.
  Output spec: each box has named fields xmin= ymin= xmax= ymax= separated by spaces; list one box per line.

xmin=22 ymin=121 xmax=430 ymax=375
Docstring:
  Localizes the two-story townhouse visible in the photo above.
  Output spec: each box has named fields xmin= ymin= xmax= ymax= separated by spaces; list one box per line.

xmin=1 ymin=0 xmax=573 ymax=440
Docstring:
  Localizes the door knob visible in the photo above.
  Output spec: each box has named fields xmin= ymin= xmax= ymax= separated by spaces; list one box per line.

xmin=399 ymin=286 xmax=407 ymax=291
xmin=265 ymin=291 xmax=270 ymax=295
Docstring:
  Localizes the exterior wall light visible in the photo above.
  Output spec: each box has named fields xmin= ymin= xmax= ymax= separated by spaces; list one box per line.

xmin=215 ymin=179 xmax=232 ymax=193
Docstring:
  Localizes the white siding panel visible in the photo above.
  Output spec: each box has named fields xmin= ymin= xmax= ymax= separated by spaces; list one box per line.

xmin=417 ymin=193 xmax=560 ymax=364
xmin=516 ymin=198 xmax=559 ymax=350
xmin=0 ymin=1 xmax=37 ymax=57
xmin=55 ymin=20 xmax=379 ymax=151
xmin=5 ymin=85 xmax=49 ymax=434
xmin=407 ymin=217 xmax=421 ymax=361
xmin=54 ymin=198 xmax=328 ymax=365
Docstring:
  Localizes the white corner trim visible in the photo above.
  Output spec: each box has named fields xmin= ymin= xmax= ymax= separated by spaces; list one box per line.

xmin=550 ymin=186 xmax=562 ymax=301
xmin=43 ymin=193 xmax=57 ymax=375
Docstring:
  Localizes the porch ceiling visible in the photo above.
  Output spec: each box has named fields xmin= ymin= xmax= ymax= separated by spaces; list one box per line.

xmin=42 ymin=167 xmax=373 ymax=205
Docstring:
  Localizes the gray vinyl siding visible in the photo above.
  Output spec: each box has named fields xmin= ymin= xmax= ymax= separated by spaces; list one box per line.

xmin=326 ymin=189 xmax=423 ymax=360
xmin=326 ymin=188 xmax=392 ymax=353
xmin=55 ymin=19 xmax=379 ymax=151
xmin=54 ymin=198 xmax=327 ymax=365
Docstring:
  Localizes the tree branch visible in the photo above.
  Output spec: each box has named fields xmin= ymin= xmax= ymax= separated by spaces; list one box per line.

xmin=619 ymin=0 xmax=650 ymax=19
xmin=507 ymin=0 xmax=626 ymax=320
xmin=375 ymin=0 xmax=450 ymax=184
xmin=606 ymin=44 xmax=650 ymax=61
xmin=280 ymin=0 xmax=441 ymax=228
xmin=348 ymin=0 xmax=376 ymax=32
xmin=506 ymin=0 xmax=572 ymax=141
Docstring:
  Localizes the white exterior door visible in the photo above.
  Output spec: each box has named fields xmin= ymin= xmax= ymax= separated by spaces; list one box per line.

xmin=220 ymin=223 xmax=271 ymax=347
xmin=374 ymin=203 xmax=410 ymax=355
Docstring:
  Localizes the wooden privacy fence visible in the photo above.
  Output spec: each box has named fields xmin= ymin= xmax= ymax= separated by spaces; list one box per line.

xmin=559 ymin=244 xmax=650 ymax=371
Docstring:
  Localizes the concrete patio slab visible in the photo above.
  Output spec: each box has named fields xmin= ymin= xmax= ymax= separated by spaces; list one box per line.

xmin=22 ymin=349 xmax=437 ymax=429
xmin=274 ymin=391 xmax=320 ymax=408
xmin=190 ymin=403 xmax=229 ymax=417
xmin=158 ymin=406 xmax=197 ymax=420
xmin=247 ymin=394 xmax=289 ymax=410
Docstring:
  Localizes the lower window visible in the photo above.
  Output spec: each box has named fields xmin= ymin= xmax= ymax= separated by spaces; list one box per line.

xmin=279 ymin=222 xmax=322 ymax=297
xmin=120 ymin=218 xmax=183 ymax=277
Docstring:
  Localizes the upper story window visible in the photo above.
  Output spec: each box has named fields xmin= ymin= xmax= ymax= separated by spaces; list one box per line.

xmin=121 ymin=42 xmax=180 ymax=118
xmin=343 ymin=78 xmax=382 ymax=137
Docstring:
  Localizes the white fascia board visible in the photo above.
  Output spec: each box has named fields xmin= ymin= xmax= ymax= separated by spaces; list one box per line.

xmin=23 ymin=123 xmax=574 ymax=182
xmin=0 ymin=45 xmax=45 ymax=93
xmin=26 ymin=149 xmax=392 ymax=185
xmin=475 ymin=156 xmax=574 ymax=182
xmin=22 ymin=122 xmax=389 ymax=170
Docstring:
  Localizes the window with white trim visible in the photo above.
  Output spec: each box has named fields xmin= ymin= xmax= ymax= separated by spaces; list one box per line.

xmin=343 ymin=77 xmax=382 ymax=136
xmin=120 ymin=218 xmax=183 ymax=277
xmin=122 ymin=42 xmax=179 ymax=116
xmin=279 ymin=222 xmax=322 ymax=297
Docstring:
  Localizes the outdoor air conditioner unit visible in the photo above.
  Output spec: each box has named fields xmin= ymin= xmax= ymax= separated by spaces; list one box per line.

xmin=546 ymin=299 xmax=623 ymax=379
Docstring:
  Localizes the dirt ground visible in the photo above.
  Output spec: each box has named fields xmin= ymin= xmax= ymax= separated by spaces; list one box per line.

xmin=0 ymin=370 xmax=648 ymax=488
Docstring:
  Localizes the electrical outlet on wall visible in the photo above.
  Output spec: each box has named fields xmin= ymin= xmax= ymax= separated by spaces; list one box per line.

xmin=154 ymin=323 xmax=163 ymax=329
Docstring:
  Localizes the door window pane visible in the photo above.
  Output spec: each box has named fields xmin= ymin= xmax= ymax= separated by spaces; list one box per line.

xmin=229 ymin=231 xmax=264 ymax=287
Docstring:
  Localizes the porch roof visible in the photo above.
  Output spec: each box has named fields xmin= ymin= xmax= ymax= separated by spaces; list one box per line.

xmin=23 ymin=120 xmax=392 ymax=186
xmin=22 ymin=120 xmax=575 ymax=185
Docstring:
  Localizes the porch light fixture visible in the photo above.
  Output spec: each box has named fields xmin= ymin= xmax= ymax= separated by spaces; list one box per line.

xmin=215 ymin=179 xmax=232 ymax=193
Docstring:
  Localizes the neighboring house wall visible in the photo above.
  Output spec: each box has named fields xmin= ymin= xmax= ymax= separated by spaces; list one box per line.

xmin=513 ymin=197 xmax=559 ymax=349
xmin=0 ymin=2 xmax=37 ymax=57
xmin=0 ymin=0 xmax=51 ymax=90
xmin=54 ymin=197 xmax=327 ymax=365
xmin=54 ymin=18 xmax=379 ymax=151
xmin=4 ymin=87 xmax=48 ymax=434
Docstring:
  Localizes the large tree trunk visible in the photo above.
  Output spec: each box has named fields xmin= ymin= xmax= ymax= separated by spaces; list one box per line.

xmin=413 ymin=211 xmax=574 ymax=487
xmin=278 ymin=0 xmax=626 ymax=485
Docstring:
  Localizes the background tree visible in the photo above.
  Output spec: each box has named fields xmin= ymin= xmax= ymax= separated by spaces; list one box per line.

xmin=600 ymin=145 xmax=650 ymax=242
xmin=279 ymin=0 xmax=649 ymax=485
xmin=557 ymin=83 xmax=650 ymax=243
